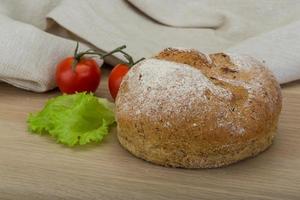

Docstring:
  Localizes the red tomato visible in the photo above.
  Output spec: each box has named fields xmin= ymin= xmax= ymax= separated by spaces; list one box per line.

xmin=108 ymin=64 xmax=130 ymax=100
xmin=55 ymin=57 xmax=101 ymax=94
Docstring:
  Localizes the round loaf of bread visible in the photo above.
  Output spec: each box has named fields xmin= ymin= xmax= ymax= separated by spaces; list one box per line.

xmin=115 ymin=48 xmax=282 ymax=168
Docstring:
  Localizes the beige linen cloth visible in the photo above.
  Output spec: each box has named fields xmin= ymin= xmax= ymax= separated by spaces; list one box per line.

xmin=0 ymin=0 xmax=300 ymax=92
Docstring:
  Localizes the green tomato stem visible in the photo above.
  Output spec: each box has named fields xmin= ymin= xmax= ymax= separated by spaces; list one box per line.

xmin=132 ymin=57 xmax=146 ymax=66
xmin=75 ymin=45 xmax=127 ymax=61
xmin=73 ymin=42 xmax=144 ymax=68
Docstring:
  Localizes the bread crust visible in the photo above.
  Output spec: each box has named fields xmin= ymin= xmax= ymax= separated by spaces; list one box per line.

xmin=115 ymin=48 xmax=282 ymax=168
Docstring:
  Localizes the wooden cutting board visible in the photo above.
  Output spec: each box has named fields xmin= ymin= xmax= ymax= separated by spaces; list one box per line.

xmin=0 ymin=67 xmax=299 ymax=200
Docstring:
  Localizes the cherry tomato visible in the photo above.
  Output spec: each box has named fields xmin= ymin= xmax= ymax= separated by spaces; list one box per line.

xmin=108 ymin=64 xmax=130 ymax=100
xmin=55 ymin=57 xmax=101 ymax=94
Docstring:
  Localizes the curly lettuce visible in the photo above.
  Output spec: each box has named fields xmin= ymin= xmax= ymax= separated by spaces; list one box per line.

xmin=27 ymin=93 xmax=115 ymax=146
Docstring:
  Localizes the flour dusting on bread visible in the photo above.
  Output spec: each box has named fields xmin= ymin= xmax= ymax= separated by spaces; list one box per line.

xmin=227 ymin=53 xmax=264 ymax=70
xmin=122 ymin=58 xmax=232 ymax=117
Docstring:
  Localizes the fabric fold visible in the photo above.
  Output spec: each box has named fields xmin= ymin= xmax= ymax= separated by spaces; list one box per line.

xmin=127 ymin=0 xmax=225 ymax=28
xmin=0 ymin=14 xmax=82 ymax=92
xmin=226 ymin=20 xmax=300 ymax=84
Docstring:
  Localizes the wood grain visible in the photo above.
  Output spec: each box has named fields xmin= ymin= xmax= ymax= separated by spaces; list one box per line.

xmin=0 ymin=68 xmax=299 ymax=200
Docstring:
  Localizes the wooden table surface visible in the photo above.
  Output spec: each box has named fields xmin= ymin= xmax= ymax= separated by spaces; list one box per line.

xmin=0 ymin=67 xmax=300 ymax=200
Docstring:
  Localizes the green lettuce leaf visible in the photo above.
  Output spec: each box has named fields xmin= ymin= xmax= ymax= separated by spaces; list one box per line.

xmin=27 ymin=93 xmax=115 ymax=146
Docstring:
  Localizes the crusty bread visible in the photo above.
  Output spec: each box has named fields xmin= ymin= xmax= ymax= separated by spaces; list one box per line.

xmin=115 ymin=48 xmax=282 ymax=168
